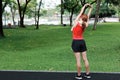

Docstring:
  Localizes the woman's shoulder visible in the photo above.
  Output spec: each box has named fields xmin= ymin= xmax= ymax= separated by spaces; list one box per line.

xmin=74 ymin=21 xmax=82 ymax=25
xmin=78 ymin=20 xmax=82 ymax=24
xmin=77 ymin=21 xmax=83 ymax=27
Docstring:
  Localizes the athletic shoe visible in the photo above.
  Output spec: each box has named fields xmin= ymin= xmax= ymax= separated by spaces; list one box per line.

xmin=84 ymin=73 xmax=91 ymax=79
xmin=75 ymin=75 xmax=82 ymax=80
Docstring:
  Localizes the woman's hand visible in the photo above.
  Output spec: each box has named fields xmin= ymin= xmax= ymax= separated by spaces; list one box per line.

xmin=88 ymin=4 xmax=92 ymax=8
xmin=84 ymin=3 xmax=92 ymax=8
xmin=84 ymin=3 xmax=90 ymax=7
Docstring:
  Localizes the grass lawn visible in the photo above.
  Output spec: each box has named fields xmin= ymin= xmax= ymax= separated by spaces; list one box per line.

xmin=0 ymin=23 xmax=120 ymax=72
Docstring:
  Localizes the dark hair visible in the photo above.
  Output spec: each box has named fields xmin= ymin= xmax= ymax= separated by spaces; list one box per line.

xmin=80 ymin=14 xmax=88 ymax=29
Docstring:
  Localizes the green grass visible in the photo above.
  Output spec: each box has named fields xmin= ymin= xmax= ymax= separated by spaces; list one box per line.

xmin=0 ymin=23 xmax=120 ymax=72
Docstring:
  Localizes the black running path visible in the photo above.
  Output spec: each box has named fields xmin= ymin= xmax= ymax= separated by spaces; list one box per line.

xmin=0 ymin=71 xmax=120 ymax=80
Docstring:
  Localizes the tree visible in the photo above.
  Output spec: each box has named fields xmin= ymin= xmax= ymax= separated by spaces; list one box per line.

xmin=26 ymin=0 xmax=44 ymax=29
xmin=2 ymin=0 xmax=10 ymax=14
xmin=26 ymin=0 xmax=37 ymax=26
xmin=0 ymin=0 xmax=4 ymax=37
xmin=63 ymin=0 xmax=96 ymax=26
xmin=17 ymin=0 xmax=31 ymax=28
xmin=91 ymin=0 xmax=118 ymax=30
xmin=36 ymin=0 xmax=42 ymax=29
xmin=93 ymin=0 xmax=101 ymax=30
xmin=0 ymin=0 xmax=11 ymax=37
xmin=61 ymin=0 xmax=64 ymax=25
xmin=91 ymin=0 xmax=116 ymax=18
xmin=79 ymin=0 xmax=96 ymax=13
xmin=108 ymin=0 xmax=120 ymax=5
xmin=63 ymin=0 xmax=79 ymax=26
xmin=26 ymin=0 xmax=37 ymax=18
xmin=109 ymin=0 xmax=120 ymax=21
xmin=80 ymin=0 xmax=96 ymax=6
xmin=1 ymin=0 xmax=11 ymax=37
xmin=9 ymin=0 xmax=17 ymax=27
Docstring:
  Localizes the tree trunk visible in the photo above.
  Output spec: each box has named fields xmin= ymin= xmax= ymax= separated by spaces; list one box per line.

xmin=70 ymin=14 xmax=72 ymax=26
xmin=61 ymin=0 xmax=64 ymax=25
xmin=80 ymin=0 xmax=86 ymax=6
xmin=70 ymin=8 xmax=74 ymax=26
xmin=0 ymin=19 xmax=4 ymax=37
xmin=34 ymin=6 xmax=37 ymax=26
xmin=0 ymin=2 xmax=4 ymax=37
xmin=17 ymin=0 xmax=31 ymax=28
xmin=93 ymin=0 xmax=101 ymax=30
xmin=36 ymin=0 xmax=42 ymax=29
xmin=118 ymin=4 xmax=120 ymax=22
xmin=36 ymin=21 xmax=39 ymax=29
xmin=0 ymin=23 xmax=4 ymax=38
xmin=119 ymin=16 xmax=120 ymax=22
xmin=20 ymin=17 xmax=25 ymax=28
xmin=10 ymin=6 xmax=16 ymax=27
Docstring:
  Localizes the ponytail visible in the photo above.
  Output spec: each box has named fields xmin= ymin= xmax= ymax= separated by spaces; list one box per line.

xmin=82 ymin=21 xmax=86 ymax=30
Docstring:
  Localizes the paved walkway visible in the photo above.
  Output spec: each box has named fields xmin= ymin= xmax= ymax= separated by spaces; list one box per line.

xmin=0 ymin=70 xmax=120 ymax=80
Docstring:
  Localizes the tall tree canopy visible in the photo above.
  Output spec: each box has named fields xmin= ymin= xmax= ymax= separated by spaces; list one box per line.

xmin=63 ymin=0 xmax=79 ymax=26
xmin=91 ymin=0 xmax=116 ymax=18
xmin=17 ymin=0 xmax=31 ymax=28
xmin=108 ymin=0 xmax=120 ymax=21
xmin=63 ymin=0 xmax=96 ymax=26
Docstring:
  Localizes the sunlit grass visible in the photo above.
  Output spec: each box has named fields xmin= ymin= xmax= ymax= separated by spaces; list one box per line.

xmin=0 ymin=23 xmax=120 ymax=72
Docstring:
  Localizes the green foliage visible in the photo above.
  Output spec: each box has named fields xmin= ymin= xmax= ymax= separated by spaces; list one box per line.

xmin=91 ymin=1 xmax=116 ymax=18
xmin=0 ymin=23 xmax=120 ymax=72
xmin=64 ymin=0 xmax=79 ymax=12
xmin=63 ymin=0 xmax=94 ymax=14
xmin=26 ymin=0 xmax=37 ymax=18
xmin=2 ymin=0 xmax=11 ymax=13
xmin=62 ymin=0 xmax=97 ymax=16
xmin=25 ymin=0 xmax=46 ymax=18
xmin=2 ymin=0 xmax=10 ymax=3
xmin=108 ymin=0 xmax=120 ymax=5
xmin=9 ymin=0 xmax=17 ymax=9
xmin=108 ymin=0 xmax=120 ymax=18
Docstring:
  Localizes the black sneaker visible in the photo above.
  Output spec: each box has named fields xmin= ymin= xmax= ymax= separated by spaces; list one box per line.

xmin=84 ymin=74 xmax=91 ymax=79
xmin=75 ymin=75 xmax=82 ymax=80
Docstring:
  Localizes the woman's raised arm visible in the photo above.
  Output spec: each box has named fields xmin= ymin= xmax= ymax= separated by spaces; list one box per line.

xmin=87 ymin=4 xmax=93 ymax=19
xmin=74 ymin=4 xmax=88 ymax=22
xmin=85 ymin=4 xmax=93 ymax=27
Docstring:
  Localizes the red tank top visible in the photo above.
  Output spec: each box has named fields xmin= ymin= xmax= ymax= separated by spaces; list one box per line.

xmin=72 ymin=22 xmax=84 ymax=40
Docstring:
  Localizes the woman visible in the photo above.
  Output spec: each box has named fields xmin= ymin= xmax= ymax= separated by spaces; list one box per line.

xmin=71 ymin=4 xmax=92 ymax=80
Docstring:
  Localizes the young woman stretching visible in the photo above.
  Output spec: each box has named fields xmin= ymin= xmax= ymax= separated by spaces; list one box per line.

xmin=71 ymin=3 xmax=93 ymax=80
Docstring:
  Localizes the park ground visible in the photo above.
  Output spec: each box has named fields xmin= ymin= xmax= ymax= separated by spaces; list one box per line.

xmin=0 ymin=23 xmax=120 ymax=72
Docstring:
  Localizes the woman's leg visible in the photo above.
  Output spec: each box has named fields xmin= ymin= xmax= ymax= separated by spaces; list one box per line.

xmin=81 ymin=51 xmax=90 ymax=74
xmin=74 ymin=52 xmax=81 ymax=76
